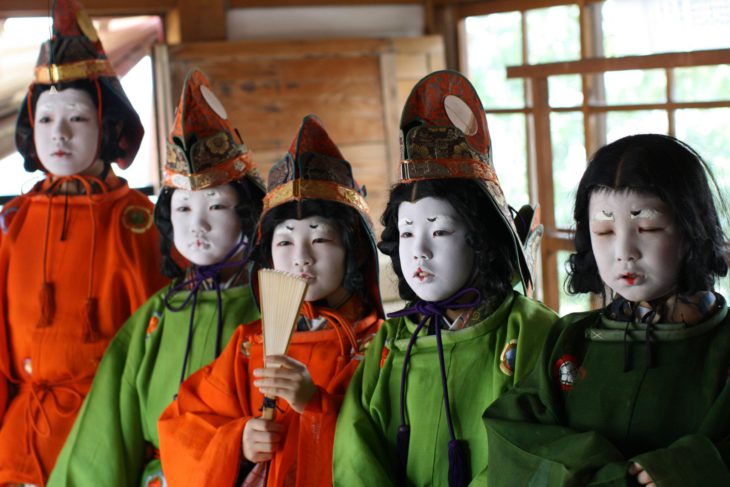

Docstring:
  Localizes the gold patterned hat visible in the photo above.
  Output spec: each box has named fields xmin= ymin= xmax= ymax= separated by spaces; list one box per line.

xmin=399 ymin=70 xmax=535 ymax=291
xmin=262 ymin=114 xmax=371 ymax=228
xmin=15 ymin=0 xmax=144 ymax=172
xmin=164 ymin=69 xmax=265 ymax=193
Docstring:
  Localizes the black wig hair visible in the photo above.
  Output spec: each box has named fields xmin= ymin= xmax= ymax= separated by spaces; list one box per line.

xmin=378 ymin=178 xmax=516 ymax=306
xmin=567 ymin=133 xmax=728 ymax=296
xmin=19 ymin=80 xmax=129 ymax=171
xmin=255 ymin=199 xmax=372 ymax=312
xmin=154 ymin=178 xmax=264 ymax=279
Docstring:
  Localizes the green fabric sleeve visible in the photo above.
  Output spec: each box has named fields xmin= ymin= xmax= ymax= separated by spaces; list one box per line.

xmin=48 ymin=300 xmax=153 ymax=487
xmin=333 ymin=326 xmax=398 ymax=487
xmin=632 ymin=435 xmax=730 ymax=487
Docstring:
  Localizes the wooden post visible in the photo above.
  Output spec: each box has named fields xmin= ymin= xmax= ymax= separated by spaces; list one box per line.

xmin=530 ymin=77 xmax=559 ymax=311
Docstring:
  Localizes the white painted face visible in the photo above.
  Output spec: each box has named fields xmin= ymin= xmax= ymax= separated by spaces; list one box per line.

xmin=589 ymin=189 xmax=684 ymax=302
xmin=33 ymin=88 xmax=102 ymax=176
xmin=398 ymin=196 xmax=475 ymax=302
xmin=171 ymin=185 xmax=243 ymax=266
xmin=271 ymin=216 xmax=347 ymax=304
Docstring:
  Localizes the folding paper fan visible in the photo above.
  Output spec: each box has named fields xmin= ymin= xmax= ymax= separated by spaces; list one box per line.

xmin=258 ymin=268 xmax=308 ymax=420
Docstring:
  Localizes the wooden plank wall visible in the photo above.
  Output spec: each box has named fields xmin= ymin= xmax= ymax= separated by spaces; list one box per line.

xmin=164 ymin=35 xmax=444 ymax=235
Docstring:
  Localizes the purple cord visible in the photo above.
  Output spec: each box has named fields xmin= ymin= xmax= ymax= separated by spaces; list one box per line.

xmin=387 ymin=287 xmax=481 ymax=484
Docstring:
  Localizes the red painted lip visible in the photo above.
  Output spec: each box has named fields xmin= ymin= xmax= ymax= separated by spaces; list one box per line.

xmin=620 ymin=272 xmax=641 ymax=285
xmin=52 ymin=150 xmax=69 ymax=157
xmin=299 ymin=272 xmax=314 ymax=280
xmin=413 ymin=267 xmax=433 ymax=282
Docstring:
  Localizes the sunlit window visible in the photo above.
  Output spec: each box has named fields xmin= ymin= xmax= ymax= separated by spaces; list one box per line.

xmin=463 ymin=0 xmax=730 ymax=311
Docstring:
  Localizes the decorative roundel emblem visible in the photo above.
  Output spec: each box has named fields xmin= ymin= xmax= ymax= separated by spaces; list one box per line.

xmin=552 ymin=354 xmax=579 ymax=391
xmin=444 ymin=95 xmax=478 ymax=136
xmin=200 ymin=85 xmax=228 ymax=120
xmin=499 ymin=339 xmax=518 ymax=376
xmin=122 ymin=205 xmax=153 ymax=234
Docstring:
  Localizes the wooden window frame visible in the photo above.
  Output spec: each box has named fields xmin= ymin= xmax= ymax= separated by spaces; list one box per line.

xmin=453 ymin=0 xmax=730 ymax=311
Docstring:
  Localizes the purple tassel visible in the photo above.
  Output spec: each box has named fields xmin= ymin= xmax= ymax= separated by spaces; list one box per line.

xmin=396 ymin=424 xmax=410 ymax=484
xmin=448 ymin=439 xmax=470 ymax=487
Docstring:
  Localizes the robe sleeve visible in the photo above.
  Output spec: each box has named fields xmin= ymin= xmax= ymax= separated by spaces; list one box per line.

xmin=0 ymin=197 xmax=26 ymax=419
xmin=333 ymin=326 xmax=398 ymax=487
xmin=158 ymin=325 xmax=253 ymax=487
xmin=48 ymin=299 xmax=155 ymax=487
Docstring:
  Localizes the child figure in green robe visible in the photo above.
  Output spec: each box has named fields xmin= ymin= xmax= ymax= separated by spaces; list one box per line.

xmin=333 ymin=70 xmax=557 ymax=487
xmin=48 ymin=69 xmax=265 ymax=487
xmin=485 ymin=133 xmax=730 ymax=486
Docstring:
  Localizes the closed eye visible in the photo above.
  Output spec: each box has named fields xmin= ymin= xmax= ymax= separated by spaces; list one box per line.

xmin=592 ymin=230 xmax=613 ymax=236
xmin=313 ymin=237 xmax=333 ymax=244
xmin=638 ymin=227 xmax=663 ymax=233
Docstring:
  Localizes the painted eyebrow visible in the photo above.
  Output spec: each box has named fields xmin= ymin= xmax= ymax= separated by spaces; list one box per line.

xmin=309 ymin=224 xmax=319 ymax=229
xmin=398 ymin=218 xmax=413 ymax=226
xmin=630 ymin=208 xmax=661 ymax=219
xmin=591 ymin=210 xmax=614 ymax=221
xmin=284 ymin=224 xmax=294 ymax=231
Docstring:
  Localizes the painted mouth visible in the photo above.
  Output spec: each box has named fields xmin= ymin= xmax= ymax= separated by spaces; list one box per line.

xmin=620 ymin=272 xmax=643 ymax=285
xmin=52 ymin=150 xmax=70 ymax=157
xmin=191 ymin=239 xmax=210 ymax=249
xmin=414 ymin=267 xmax=434 ymax=282
xmin=299 ymin=272 xmax=315 ymax=281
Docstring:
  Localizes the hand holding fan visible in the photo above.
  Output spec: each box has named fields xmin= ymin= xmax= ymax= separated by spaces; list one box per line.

xmin=258 ymin=268 xmax=309 ymax=420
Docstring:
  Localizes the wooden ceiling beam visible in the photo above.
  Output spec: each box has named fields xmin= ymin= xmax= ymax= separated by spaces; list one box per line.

xmin=229 ymin=0 xmax=422 ymax=7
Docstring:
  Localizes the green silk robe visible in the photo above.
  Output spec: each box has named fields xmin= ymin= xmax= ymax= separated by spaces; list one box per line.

xmin=333 ymin=291 xmax=557 ymax=486
xmin=485 ymin=299 xmax=730 ymax=486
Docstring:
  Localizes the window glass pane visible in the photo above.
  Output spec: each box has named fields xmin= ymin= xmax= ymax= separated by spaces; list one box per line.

xmin=605 ymin=110 xmax=668 ymax=143
xmin=602 ymin=0 xmax=730 ymax=57
xmin=549 ymin=75 xmax=583 ymax=108
xmin=489 ymin=113 xmax=529 ymax=207
xmin=673 ymin=65 xmax=730 ymax=102
xmin=551 ymin=112 xmax=585 ymax=229
xmin=465 ymin=12 xmax=525 ymax=109
xmin=116 ymin=55 xmax=156 ymax=189
xmin=526 ymin=5 xmax=580 ymax=64
xmin=558 ymin=250 xmax=591 ymax=315
xmin=604 ymin=69 xmax=666 ymax=105
xmin=675 ymin=108 xmax=730 ymax=232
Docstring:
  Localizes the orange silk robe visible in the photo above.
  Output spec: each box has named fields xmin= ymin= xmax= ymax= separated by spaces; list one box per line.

xmin=0 ymin=177 xmax=167 ymax=485
xmin=158 ymin=307 xmax=381 ymax=487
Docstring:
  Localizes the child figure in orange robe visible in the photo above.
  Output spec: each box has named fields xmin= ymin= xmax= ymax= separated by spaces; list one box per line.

xmin=158 ymin=115 xmax=383 ymax=486
xmin=0 ymin=0 xmax=166 ymax=484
